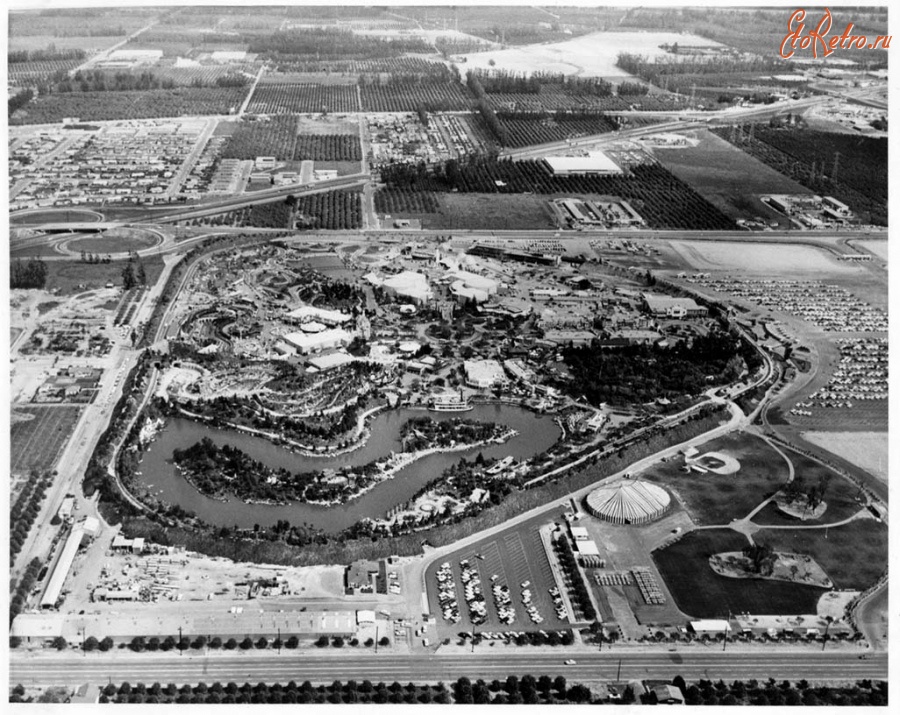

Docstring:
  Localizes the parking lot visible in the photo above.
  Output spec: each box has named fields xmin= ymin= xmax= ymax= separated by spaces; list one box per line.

xmin=425 ymin=509 xmax=570 ymax=640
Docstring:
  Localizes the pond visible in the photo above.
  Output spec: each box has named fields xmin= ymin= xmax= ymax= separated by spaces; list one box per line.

xmin=136 ymin=404 xmax=561 ymax=533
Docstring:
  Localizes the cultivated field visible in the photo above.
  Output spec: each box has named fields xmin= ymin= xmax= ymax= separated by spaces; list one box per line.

xmin=460 ymin=31 xmax=722 ymax=78
xmin=10 ymin=405 xmax=83 ymax=476
xmin=653 ymin=129 xmax=811 ymax=227
xmin=653 ymin=529 xmax=826 ymax=618
xmin=800 ymin=432 xmax=888 ymax=483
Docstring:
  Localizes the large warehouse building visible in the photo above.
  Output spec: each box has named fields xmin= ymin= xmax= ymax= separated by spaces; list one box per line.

xmin=543 ymin=151 xmax=623 ymax=176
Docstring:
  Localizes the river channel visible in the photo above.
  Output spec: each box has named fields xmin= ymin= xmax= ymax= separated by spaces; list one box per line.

xmin=137 ymin=405 xmax=561 ymax=532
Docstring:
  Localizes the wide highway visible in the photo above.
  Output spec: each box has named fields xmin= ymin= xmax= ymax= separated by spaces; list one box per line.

xmin=9 ymin=650 xmax=887 ymax=687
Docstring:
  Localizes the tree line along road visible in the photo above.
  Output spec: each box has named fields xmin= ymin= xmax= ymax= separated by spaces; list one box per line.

xmin=9 ymin=651 xmax=886 ymax=688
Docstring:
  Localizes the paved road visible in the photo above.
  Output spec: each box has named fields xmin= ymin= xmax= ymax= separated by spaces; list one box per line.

xmin=9 ymin=650 xmax=886 ymax=687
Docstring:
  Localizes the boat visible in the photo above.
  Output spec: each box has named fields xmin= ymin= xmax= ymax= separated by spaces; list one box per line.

xmin=429 ymin=388 xmax=473 ymax=413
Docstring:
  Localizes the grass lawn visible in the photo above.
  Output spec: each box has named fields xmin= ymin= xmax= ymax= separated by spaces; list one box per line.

xmin=653 ymin=529 xmax=826 ymax=618
xmin=642 ymin=432 xmax=789 ymax=526
xmin=654 ymin=129 xmax=811 ymax=228
xmin=68 ymin=227 xmax=161 ymax=254
xmin=755 ymin=519 xmax=887 ymax=590
xmin=10 ymin=243 xmax=62 ymax=257
xmin=753 ymin=454 xmax=867 ymax=527
xmin=10 ymin=209 xmax=102 ymax=225
xmin=44 ymin=256 xmax=165 ymax=295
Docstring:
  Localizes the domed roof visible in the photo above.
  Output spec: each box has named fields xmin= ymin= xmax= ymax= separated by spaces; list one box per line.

xmin=586 ymin=479 xmax=670 ymax=524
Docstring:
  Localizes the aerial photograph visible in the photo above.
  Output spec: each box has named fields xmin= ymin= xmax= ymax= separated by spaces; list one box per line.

xmin=6 ymin=1 xmax=890 ymax=706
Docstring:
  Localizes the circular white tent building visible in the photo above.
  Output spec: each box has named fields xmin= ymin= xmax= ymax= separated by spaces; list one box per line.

xmin=585 ymin=479 xmax=671 ymax=525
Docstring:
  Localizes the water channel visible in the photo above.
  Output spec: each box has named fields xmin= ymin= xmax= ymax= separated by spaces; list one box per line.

xmin=137 ymin=405 xmax=561 ymax=533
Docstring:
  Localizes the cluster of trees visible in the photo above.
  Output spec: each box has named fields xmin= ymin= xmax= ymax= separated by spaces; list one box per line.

xmin=8 ymin=48 xmax=85 ymax=63
xmin=10 ymin=257 xmax=47 ymax=289
xmin=664 ymin=676 xmax=887 ymax=706
xmin=121 ymin=252 xmax=148 ymax=291
xmin=378 ymin=156 xmax=736 ymax=230
xmin=293 ymin=134 xmax=361 ymax=162
xmin=561 ymin=330 xmax=746 ymax=405
xmin=246 ymin=84 xmax=360 ymax=114
xmin=10 ymin=470 xmax=53 ymax=563
xmin=616 ymin=51 xmax=787 ymax=88
xmin=290 ymin=189 xmax=362 ymax=230
xmin=79 ymin=251 xmax=112 ymax=264
xmin=554 ymin=536 xmax=597 ymax=620
xmin=248 ymin=29 xmax=432 ymax=61
xmin=617 ymin=81 xmax=650 ymax=96
xmin=52 ymin=70 xmax=178 ymax=94
xmin=453 ymin=675 xmax=592 ymax=704
xmin=783 ymin=473 xmax=831 ymax=512
xmin=470 ymin=70 xmax=615 ymax=98
xmin=221 ymin=115 xmax=298 ymax=161
xmin=741 ymin=542 xmax=777 ymax=577
xmin=399 ymin=416 xmax=504 ymax=453
xmin=374 ymin=187 xmax=441 ymax=215
xmin=87 ymin=679 xmax=453 ymax=705
xmin=9 ymin=558 xmax=43 ymax=628
xmin=8 ymin=88 xmax=34 ymax=116
xmin=492 ymin=110 xmax=619 ymax=148
xmin=359 ymin=83 xmax=473 ymax=112
xmin=10 ymin=87 xmax=249 ymax=126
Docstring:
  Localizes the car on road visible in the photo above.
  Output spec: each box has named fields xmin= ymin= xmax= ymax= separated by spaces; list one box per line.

xmin=564 ymin=659 xmax=576 ymax=666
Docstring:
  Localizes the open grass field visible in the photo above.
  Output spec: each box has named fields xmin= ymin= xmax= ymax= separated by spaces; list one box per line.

xmin=7 ymin=34 xmax=125 ymax=53
xmin=752 ymin=455 xmax=868 ymax=527
xmin=10 ymin=405 xmax=83 ymax=476
xmin=755 ymin=519 xmax=887 ymax=590
xmin=641 ymin=432 xmax=789 ymax=526
xmin=10 ymin=243 xmax=64 ymax=258
xmin=424 ymin=509 xmax=570 ymax=640
xmin=67 ymin=227 xmax=162 ymax=254
xmin=44 ymin=256 xmax=165 ymax=295
xmin=653 ymin=129 xmax=810 ymax=227
xmin=426 ymin=194 xmax=555 ymax=230
xmin=11 ymin=209 xmax=104 ymax=225
xmin=653 ymin=529 xmax=826 ymax=618
xmin=800 ymin=432 xmax=888 ymax=483
xmin=666 ymin=241 xmax=864 ymax=277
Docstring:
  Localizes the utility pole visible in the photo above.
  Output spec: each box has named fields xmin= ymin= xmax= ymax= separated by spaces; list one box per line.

xmin=278 ymin=628 xmax=281 ymax=653
xmin=178 ymin=626 xmax=182 ymax=655
xmin=616 ymin=659 xmax=622 ymax=682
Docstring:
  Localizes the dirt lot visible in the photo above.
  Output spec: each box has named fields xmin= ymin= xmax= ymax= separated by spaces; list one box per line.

xmin=800 ymin=432 xmax=888 ymax=482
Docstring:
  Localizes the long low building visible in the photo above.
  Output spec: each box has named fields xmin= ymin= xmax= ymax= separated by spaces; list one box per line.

xmin=286 ymin=305 xmax=351 ymax=326
xmin=278 ymin=328 xmax=353 ymax=355
xmin=544 ymin=151 xmax=622 ymax=176
xmin=464 ymin=359 xmax=507 ymax=389
xmin=41 ymin=528 xmax=86 ymax=609
xmin=12 ymin=609 xmax=359 ymax=643
xmin=642 ymin=293 xmax=707 ymax=319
